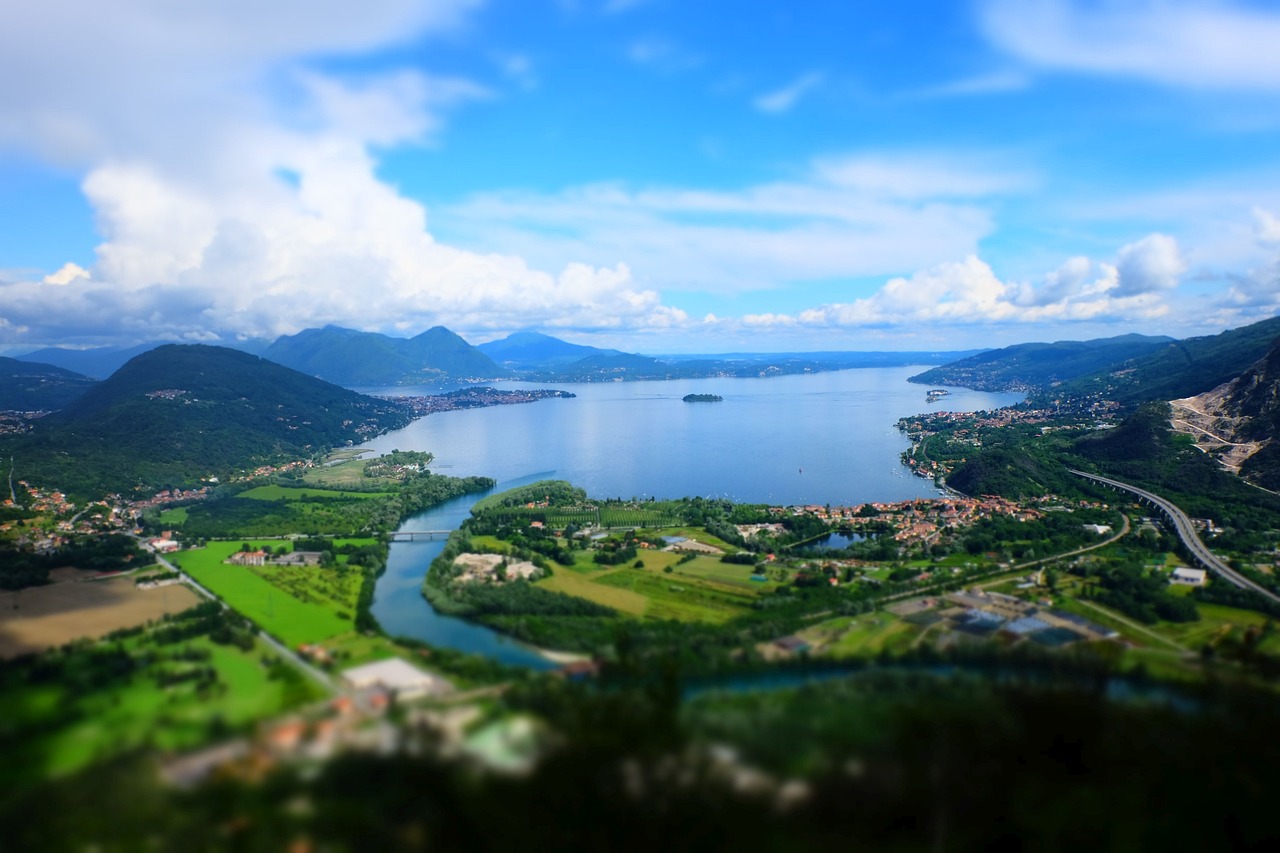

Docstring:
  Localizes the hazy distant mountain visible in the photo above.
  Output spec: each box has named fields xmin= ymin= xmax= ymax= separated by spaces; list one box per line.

xmin=1054 ymin=316 xmax=1280 ymax=405
xmin=2 ymin=345 xmax=411 ymax=495
xmin=909 ymin=334 xmax=1175 ymax=392
xmin=17 ymin=339 xmax=272 ymax=379
xmin=18 ymin=343 xmax=164 ymax=380
xmin=0 ymin=357 xmax=97 ymax=411
xmin=264 ymin=325 xmax=505 ymax=386
xmin=477 ymin=331 xmax=621 ymax=369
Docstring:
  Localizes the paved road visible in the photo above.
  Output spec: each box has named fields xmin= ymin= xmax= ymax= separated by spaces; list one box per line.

xmin=1069 ymin=469 xmax=1280 ymax=607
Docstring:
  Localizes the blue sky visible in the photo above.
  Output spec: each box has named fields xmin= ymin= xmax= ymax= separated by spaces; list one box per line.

xmin=3 ymin=0 xmax=1280 ymax=353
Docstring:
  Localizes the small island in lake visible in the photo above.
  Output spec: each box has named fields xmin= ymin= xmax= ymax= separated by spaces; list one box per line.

xmin=683 ymin=393 xmax=723 ymax=403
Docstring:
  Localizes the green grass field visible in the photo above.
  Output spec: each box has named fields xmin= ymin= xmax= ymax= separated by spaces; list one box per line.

xmin=302 ymin=458 xmax=371 ymax=487
xmin=236 ymin=484 xmax=388 ymax=501
xmin=1152 ymin=602 xmax=1272 ymax=649
xmin=537 ymin=565 xmax=649 ymax=616
xmin=669 ymin=555 xmax=775 ymax=590
xmin=593 ymin=570 xmax=753 ymax=623
xmin=157 ymin=507 xmax=188 ymax=525
xmin=0 ymin=635 xmax=322 ymax=786
xmin=170 ymin=542 xmax=352 ymax=645
xmin=800 ymin=614 xmax=918 ymax=657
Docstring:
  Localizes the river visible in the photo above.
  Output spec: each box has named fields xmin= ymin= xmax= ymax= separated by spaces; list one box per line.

xmin=363 ymin=367 xmax=1022 ymax=665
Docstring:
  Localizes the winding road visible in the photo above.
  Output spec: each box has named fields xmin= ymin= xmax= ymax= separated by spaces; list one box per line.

xmin=1069 ymin=469 xmax=1280 ymax=607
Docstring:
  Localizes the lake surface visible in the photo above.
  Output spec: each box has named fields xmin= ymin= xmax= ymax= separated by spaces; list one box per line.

xmin=359 ymin=367 xmax=1021 ymax=507
xmin=362 ymin=367 xmax=1021 ymax=663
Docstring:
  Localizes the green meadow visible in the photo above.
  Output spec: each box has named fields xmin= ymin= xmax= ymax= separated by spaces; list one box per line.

xmin=235 ymin=484 xmax=388 ymax=501
xmin=170 ymin=541 xmax=351 ymax=645
xmin=0 ymin=634 xmax=321 ymax=788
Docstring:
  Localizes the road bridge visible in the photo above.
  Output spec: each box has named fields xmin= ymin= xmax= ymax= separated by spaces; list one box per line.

xmin=1069 ymin=469 xmax=1280 ymax=607
xmin=388 ymin=530 xmax=453 ymax=542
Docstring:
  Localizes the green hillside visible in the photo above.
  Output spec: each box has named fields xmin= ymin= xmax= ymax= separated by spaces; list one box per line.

xmin=264 ymin=325 xmax=505 ymax=386
xmin=1 ymin=345 xmax=412 ymax=496
xmin=0 ymin=357 xmax=96 ymax=411
xmin=1052 ymin=315 xmax=1280 ymax=404
xmin=909 ymin=334 xmax=1173 ymax=392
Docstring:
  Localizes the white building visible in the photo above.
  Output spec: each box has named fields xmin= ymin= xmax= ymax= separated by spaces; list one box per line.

xmin=1170 ymin=567 xmax=1208 ymax=587
xmin=341 ymin=657 xmax=452 ymax=701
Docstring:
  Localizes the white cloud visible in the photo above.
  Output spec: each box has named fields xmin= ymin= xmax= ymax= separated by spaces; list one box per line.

xmin=41 ymin=263 xmax=91 ymax=286
xmin=440 ymin=152 xmax=1028 ymax=294
xmin=908 ymin=70 xmax=1032 ymax=99
xmin=754 ymin=72 xmax=824 ymax=114
xmin=0 ymin=0 xmax=693 ymax=346
xmin=981 ymin=0 xmax=1280 ymax=90
xmin=1255 ymin=207 xmax=1280 ymax=246
xmin=1113 ymin=233 xmax=1185 ymax=296
xmin=766 ymin=234 xmax=1183 ymax=330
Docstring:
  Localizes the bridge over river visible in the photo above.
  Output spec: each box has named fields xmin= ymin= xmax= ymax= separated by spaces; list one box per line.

xmin=388 ymin=530 xmax=453 ymax=542
xmin=1070 ymin=469 xmax=1280 ymax=607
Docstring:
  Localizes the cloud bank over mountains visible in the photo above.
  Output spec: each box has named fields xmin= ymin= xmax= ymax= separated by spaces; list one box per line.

xmin=1 ymin=1 xmax=1279 ymax=350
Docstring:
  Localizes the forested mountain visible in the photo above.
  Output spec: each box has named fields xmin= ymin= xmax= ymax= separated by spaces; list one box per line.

xmin=264 ymin=325 xmax=505 ymax=386
xmin=0 ymin=345 xmax=412 ymax=496
xmin=17 ymin=339 xmax=273 ymax=379
xmin=1053 ymin=316 xmax=1280 ymax=405
xmin=0 ymin=357 xmax=97 ymax=410
xmin=908 ymin=334 xmax=1174 ymax=392
xmin=477 ymin=331 xmax=620 ymax=369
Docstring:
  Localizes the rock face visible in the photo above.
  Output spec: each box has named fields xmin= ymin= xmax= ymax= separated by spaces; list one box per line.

xmin=1170 ymin=338 xmax=1280 ymax=485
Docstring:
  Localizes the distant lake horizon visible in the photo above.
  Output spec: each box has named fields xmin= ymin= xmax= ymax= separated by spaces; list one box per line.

xmin=356 ymin=366 xmax=1022 ymax=508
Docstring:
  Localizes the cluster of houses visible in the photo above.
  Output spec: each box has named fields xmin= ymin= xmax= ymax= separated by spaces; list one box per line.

xmin=226 ymin=549 xmax=325 ymax=567
xmin=756 ymin=495 xmax=1052 ymax=548
xmin=126 ymin=485 xmax=209 ymax=511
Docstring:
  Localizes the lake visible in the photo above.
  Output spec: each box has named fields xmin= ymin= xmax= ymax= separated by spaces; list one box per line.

xmin=361 ymin=366 xmax=1021 ymax=664
xmin=357 ymin=367 xmax=1021 ymax=507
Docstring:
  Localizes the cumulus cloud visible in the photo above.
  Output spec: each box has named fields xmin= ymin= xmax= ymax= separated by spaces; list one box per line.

xmin=0 ymin=0 xmax=688 ymax=346
xmin=981 ymin=0 xmax=1280 ymax=90
xmin=758 ymin=234 xmax=1183 ymax=330
xmin=1113 ymin=233 xmax=1186 ymax=296
xmin=441 ymin=152 xmax=1028 ymax=294
xmin=1215 ymin=208 xmax=1280 ymax=315
xmin=754 ymin=72 xmax=824 ymax=114
xmin=41 ymin=263 xmax=91 ymax=286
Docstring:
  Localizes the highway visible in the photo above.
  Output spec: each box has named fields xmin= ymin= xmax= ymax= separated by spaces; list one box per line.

xmin=1069 ymin=469 xmax=1280 ymax=607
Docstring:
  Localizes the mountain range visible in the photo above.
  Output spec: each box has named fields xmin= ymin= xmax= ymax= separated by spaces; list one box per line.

xmin=0 ymin=357 xmax=97 ymax=411
xmin=908 ymin=334 xmax=1176 ymax=392
xmin=13 ymin=328 xmax=983 ymax=388
xmin=1 ymin=345 xmax=411 ymax=496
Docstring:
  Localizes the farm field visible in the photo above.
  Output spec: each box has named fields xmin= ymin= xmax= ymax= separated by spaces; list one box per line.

xmin=0 ymin=634 xmax=321 ymax=786
xmin=0 ymin=577 xmax=201 ymax=658
xmin=536 ymin=565 xmax=649 ymax=616
xmin=236 ymin=484 xmax=388 ymax=501
xmin=593 ymin=570 xmax=754 ymax=623
xmin=800 ymin=613 xmax=918 ymax=657
xmin=1151 ymin=602 xmax=1277 ymax=651
xmin=668 ymin=555 xmax=774 ymax=589
xmin=170 ymin=541 xmax=351 ymax=645
xmin=157 ymin=507 xmax=188 ymax=525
